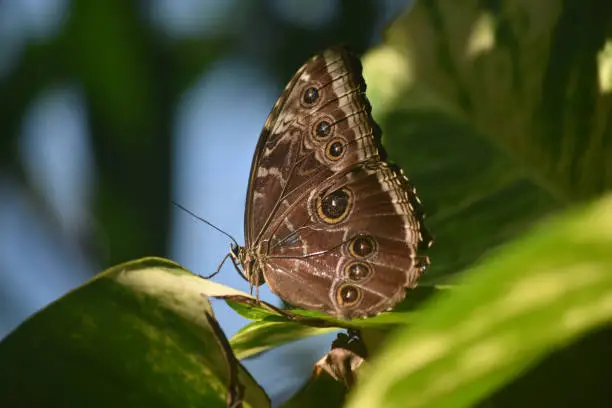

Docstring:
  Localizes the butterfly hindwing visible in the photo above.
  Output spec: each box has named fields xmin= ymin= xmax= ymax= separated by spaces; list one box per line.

xmin=261 ymin=162 xmax=430 ymax=318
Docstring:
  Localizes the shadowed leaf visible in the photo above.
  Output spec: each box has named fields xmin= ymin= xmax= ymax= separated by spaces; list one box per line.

xmin=224 ymin=286 xmax=448 ymax=360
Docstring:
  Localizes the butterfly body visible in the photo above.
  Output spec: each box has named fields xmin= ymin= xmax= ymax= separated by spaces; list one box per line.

xmin=231 ymin=47 xmax=432 ymax=319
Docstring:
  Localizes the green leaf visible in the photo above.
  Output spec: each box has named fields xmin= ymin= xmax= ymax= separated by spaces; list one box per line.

xmin=225 ymin=285 xmax=446 ymax=327
xmin=0 ymin=257 xmax=269 ymax=408
xmin=364 ymin=53 xmax=562 ymax=283
xmin=232 ymin=320 xmax=337 ymax=360
xmin=346 ymin=193 xmax=612 ymax=408
xmin=282 ymin=367 xmax=349 ymax=408
xmin=377 ymin=0 xmax=612 ymax=200
xmin=361 ymin=0 xmax=612 ymax=283
xmin=225 ymin=286 xmax=448 ymax=359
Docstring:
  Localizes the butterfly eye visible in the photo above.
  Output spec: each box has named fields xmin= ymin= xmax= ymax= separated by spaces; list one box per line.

xmin=313 ymin=119 xmax=333 ymax=140
xmin=348 ymin=235 xmax=377 ymax=259
xmin=302 ymin=86 xmax=319 ymax=105
xmin=337 ymin=284 xmax=362 ymax=307
xmin=345 ymin=261 xmax=372 ymax=281
xmin=325 ymin=138 xmax=345 ymax=161
xmin=315 ymin=187 xmax=353 ymax=224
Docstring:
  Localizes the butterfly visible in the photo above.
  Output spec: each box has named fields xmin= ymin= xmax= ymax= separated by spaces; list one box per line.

xmin=227 ymin=46 xmax=432 ymax=319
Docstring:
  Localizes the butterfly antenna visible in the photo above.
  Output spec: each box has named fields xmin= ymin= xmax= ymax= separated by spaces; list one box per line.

xmin=172 ymin=201 xmax=239 ymax=247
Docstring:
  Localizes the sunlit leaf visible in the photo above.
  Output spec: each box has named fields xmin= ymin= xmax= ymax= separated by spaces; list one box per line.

xmin=0 ymin=257 xmax=269 ymax=408
xmin=347 ymin=194 xmax=612 ymax=408
xmin=231 ymin=321 xmax=337 ymax=360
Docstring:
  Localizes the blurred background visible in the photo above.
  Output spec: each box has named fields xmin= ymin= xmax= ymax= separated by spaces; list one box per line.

xmin=0 ymin=0 xmax=412 ymax=403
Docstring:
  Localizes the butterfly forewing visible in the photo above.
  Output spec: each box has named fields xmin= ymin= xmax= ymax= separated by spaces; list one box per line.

xmin=244 ymin=47 xmax=382 ymax=246
xmin=241 ymin=46 xmax=432 ymax=319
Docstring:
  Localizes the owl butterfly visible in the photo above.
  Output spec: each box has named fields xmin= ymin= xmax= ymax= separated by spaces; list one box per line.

xmin=229 ymin=46 xmax=432 ymax=319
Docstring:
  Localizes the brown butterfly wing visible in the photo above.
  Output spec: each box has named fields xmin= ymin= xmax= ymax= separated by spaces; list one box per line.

xmin=261 ymin=162 xmax=431 ymax=318
xmin=244 ymin=46 xmax=432 ymax=318
xmin=244 ymin=47 xmax=382 ymax=248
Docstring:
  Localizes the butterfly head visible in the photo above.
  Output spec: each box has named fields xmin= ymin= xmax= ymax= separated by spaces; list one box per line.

xmin=229 ymin=243 xmax=265 ymax=287
xmin=229 ymin=242 xmax=241 ymax=260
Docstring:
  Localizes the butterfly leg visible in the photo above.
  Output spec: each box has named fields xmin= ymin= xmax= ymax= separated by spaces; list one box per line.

xmin=201 ymin=252 xmax=231 ymax=279
xmin=253 ymin=259 xmax=262 ymax=301
xmin=246 ymin=280 xmax=261 ymax=303
xmin=248 ymin=259 xmax=265 ymax=302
